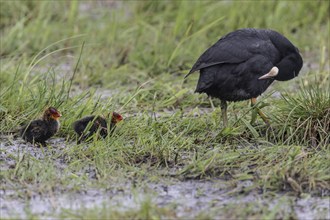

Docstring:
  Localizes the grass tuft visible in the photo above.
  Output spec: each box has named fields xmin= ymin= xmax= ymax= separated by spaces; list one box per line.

xmin=270 ymin=83 xmax=330 ymax=147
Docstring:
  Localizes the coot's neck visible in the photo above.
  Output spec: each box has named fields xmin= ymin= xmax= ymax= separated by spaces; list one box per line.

xmin=109 ymin=121 xmax=117 ymax=134
xmin=45 ymin=118 xmax=60 ymax=132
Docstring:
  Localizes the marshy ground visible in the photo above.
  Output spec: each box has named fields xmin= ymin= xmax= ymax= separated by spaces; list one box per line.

xmin=0 ymin=1 xmax=329 ymax=219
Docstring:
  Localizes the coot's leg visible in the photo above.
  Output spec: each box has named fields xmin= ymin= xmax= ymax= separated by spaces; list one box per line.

xmin=251 ymin=98 xmax=270 ymax=126
xmin=220 ymin=100 xmax=228 ymax=127
xmin=209 ymin=97 xmax=215 ymax=110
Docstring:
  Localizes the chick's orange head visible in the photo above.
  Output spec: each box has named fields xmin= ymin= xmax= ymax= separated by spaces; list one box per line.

xmin=48 ymin=107 xmax=62 ymax=120
xmin=112 ymin=112 xmax=123 ymax=123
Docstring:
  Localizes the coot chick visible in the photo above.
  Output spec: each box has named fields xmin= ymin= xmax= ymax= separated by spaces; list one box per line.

xmin=20 ymin=107 xmax=62 ymax=145
xmin=185 ymin=28 xmax=303 ymax=127
xmin=73 ymin=112 xmax=123 ymax=143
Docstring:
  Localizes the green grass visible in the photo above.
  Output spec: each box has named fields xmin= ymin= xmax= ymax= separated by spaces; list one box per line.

xmin=0 ymin=1 xmax=329 ymax=219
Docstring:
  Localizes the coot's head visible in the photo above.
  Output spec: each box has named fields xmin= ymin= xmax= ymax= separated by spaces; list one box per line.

xmin=44 ymin=107 xmax=62 ymax=121
xmin=259 ymin=48 xmax=303 ymax=81
xmin=111 ymin=112 xmax=123 ymax=124
xmin=276 ymin=46 xmax=303 ymax=81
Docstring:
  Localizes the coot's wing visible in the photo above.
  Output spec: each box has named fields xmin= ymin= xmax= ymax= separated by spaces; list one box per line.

xmin=94 ymin=117 xmax=108 ymax=138
xmin=29 ymin=120 xmax=47 ymax=140
xmin=72 ymin=116 xmax=96 ymax=135
xmin=73 ymin=115 xmax=107 ymax=135
xmin=185 ymin=29 xmax=274 ymax=78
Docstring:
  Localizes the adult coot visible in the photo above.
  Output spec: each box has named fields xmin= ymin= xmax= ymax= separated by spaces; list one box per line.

xmin=185 ymin=28 xmax=303 ymax=127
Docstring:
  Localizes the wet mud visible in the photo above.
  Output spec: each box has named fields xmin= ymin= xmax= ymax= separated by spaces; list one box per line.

xmin=1 ymin=138 xmax=329 ymax=219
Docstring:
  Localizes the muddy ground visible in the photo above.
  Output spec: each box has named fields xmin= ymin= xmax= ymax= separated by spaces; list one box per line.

xmin=1 ymin=138 xmax=329 ymax=219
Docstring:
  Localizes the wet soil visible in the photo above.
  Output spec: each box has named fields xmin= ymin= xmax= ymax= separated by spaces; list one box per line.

xmin=1 ymin=138 xmax=329 ymax=219
xmin=1 ymin=179 xmax=329 ymax=219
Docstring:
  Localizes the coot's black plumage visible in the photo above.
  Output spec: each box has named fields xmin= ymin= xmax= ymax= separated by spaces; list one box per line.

xmin=20 ymin=107 xmax=61 ymax=145
xmin=186 ymin=28 xmax=303 ymax=126
xmin=72 ymin=112 xmax=123 ymax=143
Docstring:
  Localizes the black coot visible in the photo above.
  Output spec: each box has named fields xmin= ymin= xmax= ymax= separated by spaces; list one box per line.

xmin=72 ymin=112 xmax=123 ymax=143
xmin=20 ymin=107 xmax=62 ymax=146
xmin=185 ymin=28 xmax=303 ymax=126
